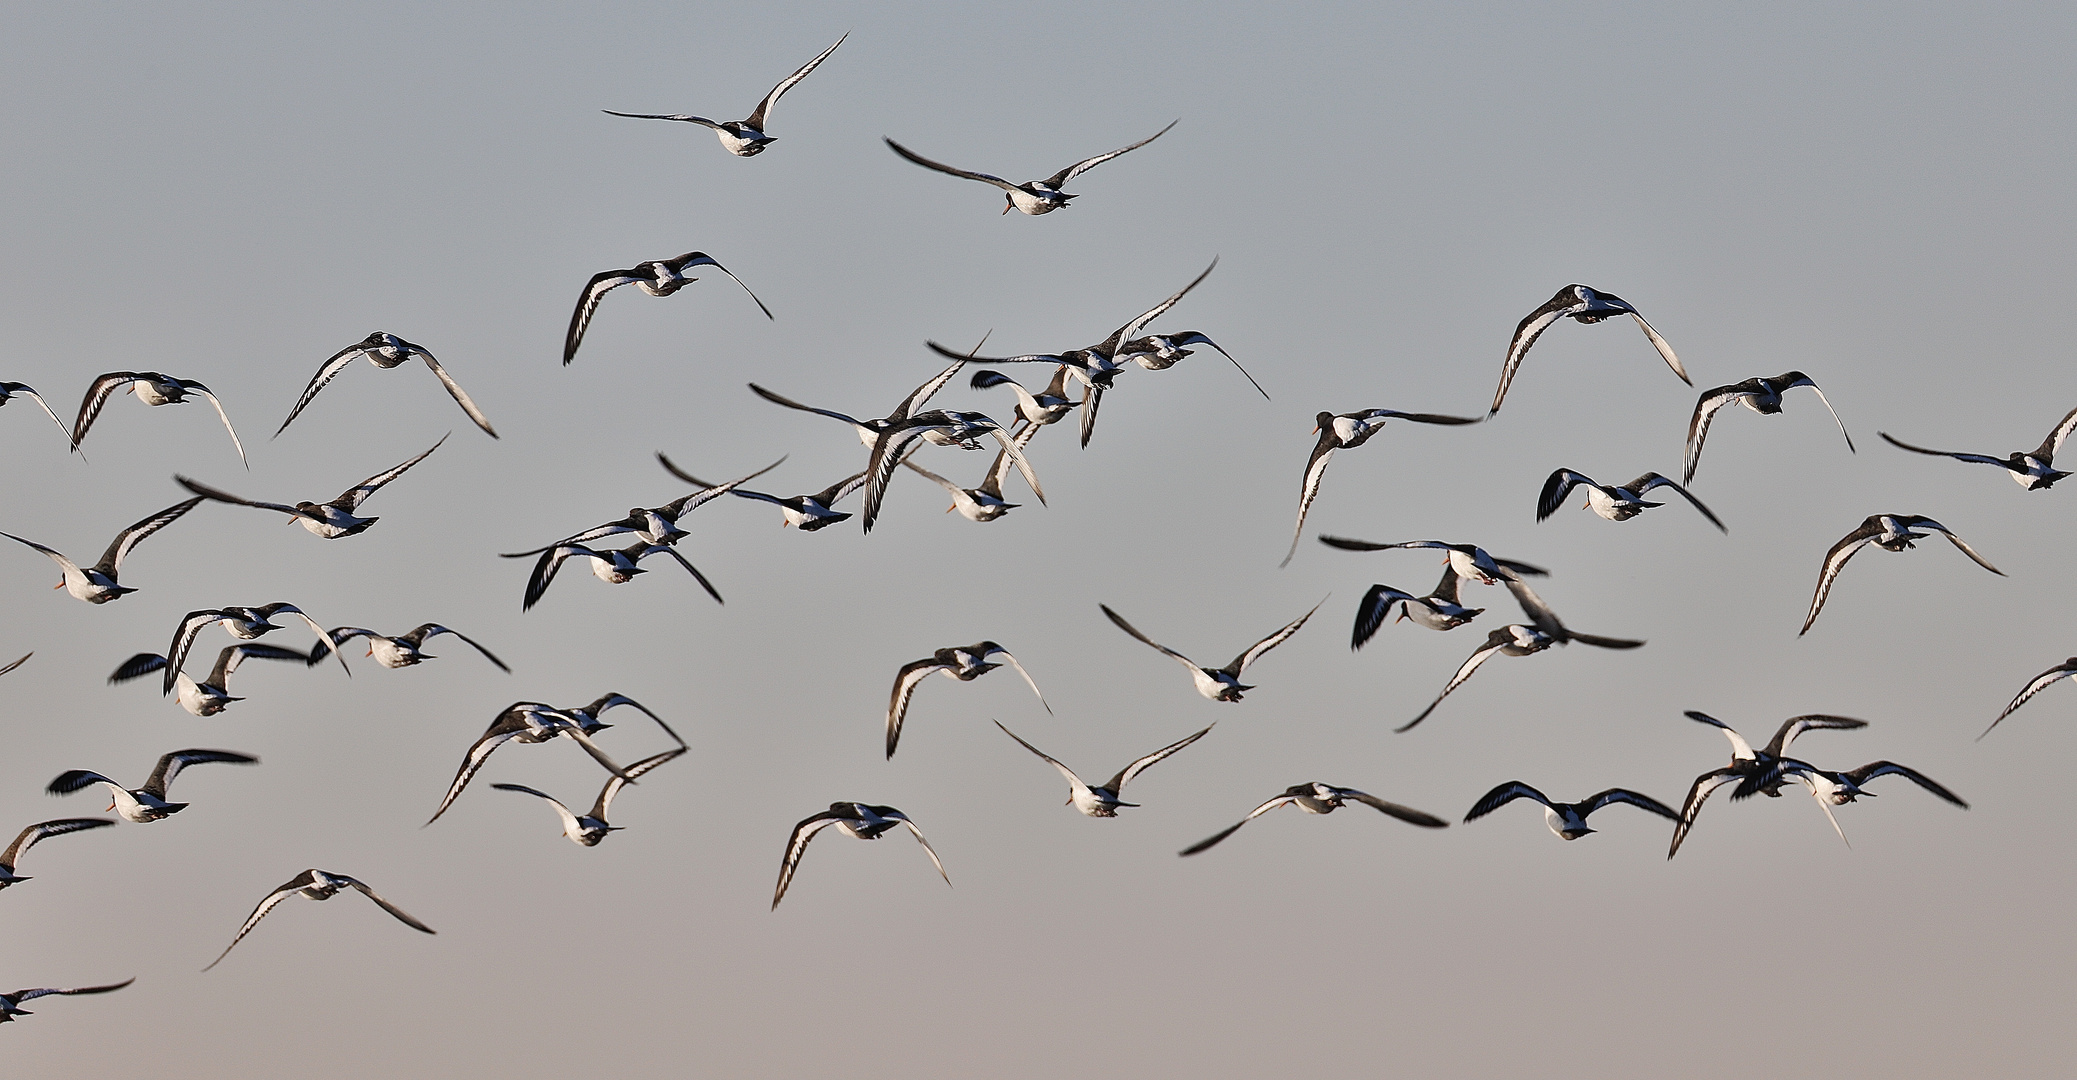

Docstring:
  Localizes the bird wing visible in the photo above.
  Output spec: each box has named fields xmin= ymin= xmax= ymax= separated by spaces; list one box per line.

xmin=1048 ymin=119 xmax=1177 ymax=186
xmin=44 ymin=770 xmax=121 ymax=797
xmin=1096 ymin=256 xmax=1216 ymax=355
xmin=747 ymin=382 xmax=869 ymax=431
xmin=1399 ymin=630 xmax=1513 ymax=733
xmin=1763 ymin=714 xmax=1869 ymax=759
xmin=96 ymin=496 xmax=206 ymax=574
xmin=1682 ymin=383 xmax=1749 ymax=485
xmin=602 ymin=110 xmax=724 ymax=129
xmin=981 ymin=421 xmax=1045 ymax=505
xmin=744 ymin=31 xmax=846 ymax=130
xmin=978 ymin=420 xmax=1041 ymax=500
xmin=1784 ymin=375 xmax=1855 ymax=454
xmin=645 ymin=544 xmax=724 ymax=604
xmin=491 ymin=783 xmax=584 ymax=838
xmin=0 ymin=818 xmax=113 ymax=870
xmin=306 ymin=626 xmax=379 ymax=667
xmin=1281 ymin=431 xmax=1338 ymax=568
xmin=660 ymin=251 xmax=773 ymax=320
xmin=892 ymin=814 xmax=952 ymax=889
xmin=1174 ymin=333 xmax=1271 ymax=400
xmin=994 ymin=721 xmax=1094 ymax=803
xmin=1429 ymin=565 xmax=1468 ymax=605
xmin=163 ymin=610 xmax=229 ymax=694
xmin=415 ymin=349 xmax=497 ymax=438
xmin=274 ymin=340 xmax=370 ymax=437
xmin=521 ymin=546 xmax=590 ymax=611
xmin=1800 ymin=518 xmax=1885 ymax=635
xmin=1667 ymin=769 xmax=1744 ymax=859
xmin=68 ymin=372 xmax=141 ymax=450
xmin=564 ymin=268 xmax=643 ymax=364
xmin=1683 ymin=711 xmax=1757 ymax=761
xmin=2037 ymin=403 xmax=2077 ymax=459
xmin=772 ymin=812 xmax=849 ymax=910
xmin=1983 ymin=658 xmax=2077 ymax=738
xmin=1626 ymin=473 xmax=1727 ymax=532
xmin=590 ymin=747 xmax=687 ymax=822
xmin=211 ymin=643 xmax=309 ymax=688
xmin=1077 ymin=380 xmax=1102 ymax=449
xmin=1106 ymin=724 xmax=1215 ymax=794
xmin=1499 ymin=577 xmax=1565 ymax=639
xmin=1903 ymin=517 xmax=2002 ymax=575
xmin=1877 ymin=431 xmax=2009 ymax=469
xmin=659 ymin=455 xmax=789 ymax=518
xmin=176 ymin=382 xmax=246 ymax=467
xmin=1343 ymin=790 xmax=1450 ymax=827
xmin=256 ymin=605 xmax=349 ymax=677
xmin=883 ymin=138 xmax=1021 ymax=191
xmin=142 ymin=748 xmax=257 ymax=799
xmin=334 ymin=434 xmax=446 ymax=510
xmin=1490 ymin=289 xmax=1582 ymax=414
xmin=1224 ymin=599 xmax=1322 ymax=675
xmin=410 ymin=625 xmax=510 ymax=672
xmin=1178 ymin=795 xmax=1296 ymax=856
xmin=1580 ymin=788 xmax=1680 ymax=822
xmin=860 ymin=425 xmax=935 ymax=532
xmin=985 ymin=647 xmax=1051 ymax=714
xmin=1536 ymin=469 xmax=1595 ymax=522
xmin=340 ymin=875 xmax=436 ymax=934
xmin=1316 ymin=535 xmax=1419 ymax=552
xmin=1350 ymin=585 xmax=1416 ymax=650
xmin=888 ymin=344 xmax=982 ymax=426
xmin=3 ymin=385 xmax=71 ymax=440
xmin=205 ymin=870 xmax=320 ymax=970
xmin=0 ymin=652 xmax=25 ymax=677
xmin=9 ymin=978 xmax=135 ymax=1001
xmin=175 ymin=476 xmax=311 ymax=519
xmin=425 ymin=729 xmax=521 ymax=825
xmin=1628 ymin=312 xmax=1688 ymax=385
xmin=107 ymin=654 xmax=168 ymax=684
xmin=1462 ymin=781 xmax=1554 ymax=822
xmin=885 ymin=657 xmax=950 ymax=759
xmin=1841 ymin=761 xmax=1968 ymax=808
xmin=1099 ymin=603 xmax=1204 ymax=676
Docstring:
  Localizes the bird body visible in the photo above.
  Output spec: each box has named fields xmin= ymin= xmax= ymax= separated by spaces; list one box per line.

xmin=996 ymin=721 xmax=1212 ymax=817
xmin=48 ymin=749 xmax=258 ymax=822
xmin=178 ymin=435 xmax=446 ymax=538
xmin=772 ymin=802 xmax=948 ymax=909
xmin=205 ymin=869 xmax=433 ymax=970
xmin=1489 ymin=285 xmax=1687 ymax=414
xmin=1800 ymin=514 xmax=2002 ymax=635
xmin=1877 ymin=404 xmax=2077 ymax=490
xmin=70 ymin=371 xmax=246 ymax=465
xmin=1463 ymin=782 xmax=1677 ymax=840
xmin=1179 ymin=782 xmax=1446 ymax=855
xmin=1683 ymin=371 xmax=1854 ymax=484
xmin=1100 ymin=600 xmax=1319 ymax=702
xmin=604 ymin=33 xmax=845 ymax=157
xmin=2 ymin=496 xmax=203 ymax=604
xmin=884 ymin=120 xmax=1175 ymax=215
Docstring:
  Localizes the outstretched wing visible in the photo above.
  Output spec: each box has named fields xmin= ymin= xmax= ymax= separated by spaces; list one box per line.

xmin=0 ymin=818 xmax=114 ymax=870
xmin=1667 ymin=768 xmax=1744 ymax=860
xmin=410 ymin=625 xmax=509 ymax=672
xmin=747 ymin=382 xmax=869 ymax=431
xmin=1097 ymin=256 xmax=1216 ymax=355
xmin=1491 ymin=288 xmax=1583 ymax=415
xmin=565 ymin=267 xmax=642 ymax=364
xmin=602 ymin=110 xmax=724 ymax=129
xmin=1877 ymin=431 xmax=2009 ymax=469
xmin=69 ymin=372 xmax=142 ymax=451
xmin=1626 ymin=473 xmax=1727 ymax=532
xmin=1282 ymin=431 xmax=1338 ymax=568
xmin=985 ymin=647 xmax=1051 ymax=715
xmin=1398 ymin=630 xmax=1513 ymax=734
xmin=163 ymin=610 xmax=229 ymax=694
xmin=892 ymin=814 xmax=952 ymax=890
xmin=425 ymin=730 xmax=520 ymax=825
xmin=1178 ymin=795 xmax=1296 ymax=856
xmin=660 ymin=252 xmax=773 ymax=320
xmin=176 ymin=382 xmax=246 ymax=468
xmin=1049 ymin=119 xmax=1177 ymax=186
xmin=1682 ymin=383 xmax=1750 ymax=485
xmin=1536 ymin=469 xmax=1596 ymax=522
xmin=416 ymin=350 xmax=497 ymax=438
xmin=1224 ymin=599 xmax=1322 ymax=675
xmin=883 ymin=138 xmax=1021 ymax=191
xmin=1628 ymin=312 xmax=1688 ymax=385
xmin=1763 ymin=714 xmax=1869 ymax=759
xmin=1683 ymin=711 xmax=1757 ymax=762
xmin=334 ymin=434 xmax=447 ymax=510
xmin=745 ymin=32 xmax=846 ymax=130
xmin=1463 ymin=781 xmax=1554 ymax=822
xmin=1099 ymin=603 xmax=1204 ymax=676
xmin=1343 ymin=790 xmax=1449 ymax=828
xmin=885 ymin=657 xmax=950 ymax=760
xmin=1903 ymin=516 xmax=2002 ymax=576
xmin=9 ymin=978 xmax=134 ymax=1001
xmin=96 ymin=496 xmax=206 ymax=574
xmin=1840 ymin=761 xmax=1968 ymax=808
xmin=275 ymin=340 xmax=372 ymax=437
xmin=1350 ymin=585 xmax=1415 ymax=650
xmin=1105 ymin=724 xmax=1215 ymax=795
xmin=2037 ymin=404 xmax=2077 ymax=459
xmin=205 ymin=870 xmax=320 ymax=970
xmin=1799 ymin=518 xmax=1884 ymax=636
xmin=646 ymin=544 xmax=724 ymax=604
xmin=1579 ymin=788 xmax=1680 ymax=822
xmin=1781 ymin=374 xmax=1855 ymax=455
xmin=772 ymin=811 xmax=848 ymax=909
xmin=340 ymin=875 xmax=437 ymax=934
xmin=994 ymin=721 xmax=1093 ymax=804
xmin=1982 ymin=657 xmax=2077 ymax=739
xmin=142 ymin=748 xmax=258 ymax=800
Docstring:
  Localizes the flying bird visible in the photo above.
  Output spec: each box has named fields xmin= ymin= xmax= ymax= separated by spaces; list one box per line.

xmin=1683 ymin=371 xmax=1854 ymax=484
xmin=1100 ymin=600 xmax=1320 ymax=702
xmin=564 ymin=251 xmax=771 ymax=365
xmin=884 ymin=120 xmax=1176 ymax=215
xmin=1 ymin=496 xmax=204 ymax=604
xmin=1983 ymin=656 xmax=2077 ymax=739
xmin=425 ymin=703 xmax=632 ymax=825
xmin=0 ymin=979 xmax=134 ymax=1023
xmin=177 ymin=435 xmax=446 ymax=539
xmin=1772 ymin=759 xmax=1969 ymax=846
xmin=1668 ymin=710 xmax=1868 ymax=858
xmin=308 ymin=624 xmax=508 ymax=673
xmin=70 ymin=371 xmax=246 ymax=466
xmin=110 ymin=644 xmax=311 ymax=717
xmin=1535 ymin=469 xmax=1725 ymax=532
xmin=658 ymin=453 xmax=864 ymax=531
xmin=1282 ymin=408 xmax=1482 ymax=566
xmin=772 ymin=802 xmax=949 ymax=910
xmin=969 ymin=368 xmax=1078 ymax=428
xmin=0 ymin=818 xmax=115 ymax=889
xmin=500 ymin=457 xmax=783 ymax=556
xmin=885 ymin=641 xmax=1049 ymax=759
xmin=1399 ymin=578 xmax=1643 ymax=733
xmin=899 ymin=421 xmax=1042 ymax=523
xmin=0 ymin=381 xmax=72 ymax=443
xmin=860 ymin=409 xmax=1042 ymax=532
xmin=1462 ymin=782 xmax=1678 ymax=840
xmin=1179 ymin=783 xmax=1446 ymax=855
xmin=47 ymin=749 xmax=259 ymax=823
xmin=603 ymin=33 xmax=846 ymax=157
xmin=1350 ymin=567 xmax=1486 ymax=648
xmin=996 ymin=721 xmax=1212 ymax=817
xmin=492 ymin=747 xmax=686 ymax=847
xmin=1800 ymin=514 xmax=2002 ymax=635
xmin=519 ymin=540 xmax=722 ymax=611
xmin=205 ymin=869 xmax=433 ymax=971
xmin=1877 ymin=404 xmax=2077 ymax=490
xmin=276 ymin=332 xmax=495 ymax=439
xmin=163 ymin=604 xmax=345 ymax=692
xmin=1316 ymin=536 xmax=1548 ymax=586
xmin=1489 ymin=285 xmax=1687 ymax=415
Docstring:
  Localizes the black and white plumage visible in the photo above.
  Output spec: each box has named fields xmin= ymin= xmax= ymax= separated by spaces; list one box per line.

xmin=772 ymin=802 xmax=949 ymax=910
xmin=0 ymin=978 xmax=133 ymax=1023
xmin=1316 ymin=536 xmax=1549 ymax=586
xmin=0 ymin=381 xmax=71 ymax=443
xmin=1 ymin=496 xmax=202 ymax=604
xmin=995 ymin=721 xmax=1212 ymax=817
xmin=178 ymin=434 xmax=446 ymax=539
xmin=1489 ymin=285 xmax=1687 ymax=415
xmin=0 ymin=818 xmax=115 ymax=889
xmin=47 ymin=749 xmax=258 ymax=823
xmin=276 ymin=332 xmax=496 ymax=439
xmin=970 ymin=368 xmax=1078 ymax=428
xmin=884 ymin=641 xmax=1049 ymax=759
xmin=603 ymin=33 xmax=845 ymax=157
xmin=860 ymin=409 xmax=1042 ymax=533
xmin=204 ymin=869 xmax=433 ymax=971
xmin=1100 ymin=600 xmax=1320 ymax=703
xmin=501 ymin=457 xmax=783 ymax=556
xmin=1773 ymin=760 xmax=1968 ymax=846
xmin=70 ymin=371 xmax=247 ymax=466
xmin=884 ymin=120 xmax=1176 ymax=215
xmin=1667 ymin=710 xmax=1868 ymax=858
xmin=425 ymin=703 xmax=633 ymax=825
xmin=1683 ymin=371 xmax=1854 ymax=484
xmin=1799 ymin=514 xmax=2002 ymax=636
xmin=1179 ymin=783 xmax=1446 ymax=855
xmin=492 ymin=747 xmax=686 ymax=847
xmin=1400 ymin=577 xmax=1643 ymax=733
xmin=520 ymin=539 xmax=722 ymax=611
xmin=110 ymin=644 xmax=310 ymax=717
xmin=550 ymin=692 xmax=687 ymax=749
xmin=658 ymin=453 xmax=865 ymax=532
xmin=1983 ymin=657 xmax=2077 ymax=739
xmin=900 ymin=420 xmax=1043 ymax=523
xmin=563 ymin=251 xmax=772 ymax=365
xmin=1350 ymin=567 xmax=1486 ymax=648
xmin=1878 ymin=404 xmax=2077 ymax=490
xmin=1534 ymin=469 xmax=1725 ymax=532
xmin=750 ymin=350 xmax=976 ymax=450
xmin=164 ymin=604 xmax=344 ymax=693
xmin=1462 ymin=782 xmax=1678 ymax=840
xmin=1282 ymin=409 xmax=1483 ymax=566
xmin=307 ymin=623 xmax=508 ymax=673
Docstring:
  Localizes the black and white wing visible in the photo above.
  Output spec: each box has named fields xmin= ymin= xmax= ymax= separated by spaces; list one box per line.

xmin=1536 ymin=469 xmax=1598 ymax=522
xmin=873 ymin=807 xmax=952 ymax=890
xmin=743 ymin=32 xmax=846 ymax=131
xmin=275 ymin=339 xmax=374 ymax=437
xmin=772 ymin=809 xmax=850 ymax=910
xmin=1982 ymin=657 xmax=2077 ymax=738
xmin=1399 ymin=629 xmax=1514 ymax=734
xmin=425 ymin=729 xmax=523 ymax=825
xmin=7 ymin=978 xmax=134 ymax=1001
xmin=981 ymin=646 xmax=1051 ymax=714
xmin=93 ymin=496 xmax=206 ymax=575
xmin=659 ymin=251 xmax=773 ymax=320
xmin=0 ymin=531 xmax=80 ymax=580
xmin=1682 ymin=381 xmax=1754 ymax=485
xmin=979 ymin=422 xmax=1044 ymax=506
xmin=415 ymin=348 xmax=496 ymax=438
xmin=107 ymin=654 xmax=168 ymax=684
xmin=1095 ymin=256 xmax=1216 ymax=355
xmin=656 ymin=455 xmax=788 ymax=520
xmin=1104 ymin=724 xmax=1215 ymax=795
xmin=1463 ymin=781 xmax=1556 ymax=822
xmin=404 ymin=624 xmax=510 ymax=672
xmin=1668 ymin=768 xmax=1744 ymax=859
xmin=339 ymin=874 xmax=437 ymax=935
xmin=68 ymin=372 xmax=143 ymax=451
xmin=1840 ymin=761 xmax=1968 ymax=808
xmin=306 ymin=626 xmax=380 ymax=667
xmin=883 ymin=138 xmax=1023 ymax=192
xmin=0 ymin=818 xmax=114 ymax=870
xmin=1799 ymin=517 xmax=1887 ymax=636
xmin=642 ymin=544 xmax=724 ymax=604
xmin=994 ymin=721 xmax=1094 ymax=805
xmin=1282 ymin=427 xmax=1340 ymax=568
xmin=1683 ymin=710 xmax=1758 ymax=762
xmin=1626 ymin=310 xmax=1688 ymax=386
xmin=589 ymin=747 xmax=688 ymax=823
xmin=1898 ymin=516 xmax=2002 ymax=575
xmin=747 ymin=383 xmax=871 ymax=432
xmin=1877 ymin=431 xmax=2012 ymax=470
xmin=1491 ymin=288 xmax=1586 ymax=415
xmin=208 ymin=643 xmax=310 ymax=690
xmin=1178 ymin=794 xmax=1298 ymax=856
xmin=565 ymin=266 xmax=645 ymax=364
xmin=490 ymin=783 xmax=582 ymax=838
xmin=1625 ymin=473 xmax=1727 ymax=532
xmin=172 ymin=380 xmax=246 ymax=468
xmin=2034 ymin=404 xmax=2077 ymax=460
xmin=163 ymin=610 xmax=229 ymax=694
xmin=885 ymin=656 xmax=952 ymax=760
xmin=1099 ymin=604 xmax=1206 ymax=678
xmin=1350 ymin=585 xmax=1417 ymax=650
xmin=0 ymin=382 xmax=71 ymax=439
xmin=333 ymin=434 xmax=447 ymax=511
xmin=1579 ymin=788 xmax=1680 ymax=822
xmin=1341 ymin=790 xmax=1450 ymax=827
xmin=522 ymin=545 xmax=593 ymax=611
xmin=140 ymin=748 xmax=257 ymax=800
xmin=1222 ymin=600 xmax=1322 ymax=676
xmin=176 ymin=476 xmax=312 ymax=520
xmin=1777 ymin=372 xmax=1855 ymax=454
xmin=205 ymin=869 xmax=320 ymax=970
xmin=1763 ymin=714 xmax=1870 ymax=759
xmin=1499 ymin=577 xmax=1565 ymax=640
xmin=602 ymin=110 xmax=725 ymax=129
xmin=1045 ymin=119 xmax=1177 ymax=187
xmin=891 ymin=357 xmax=975 ymax=425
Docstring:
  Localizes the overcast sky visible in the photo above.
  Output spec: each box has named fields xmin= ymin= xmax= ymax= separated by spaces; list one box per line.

xmin=2 ymin=2 xmax=2074 ymax=1076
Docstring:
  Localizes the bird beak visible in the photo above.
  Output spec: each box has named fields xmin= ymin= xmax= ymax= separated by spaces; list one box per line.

xmin=365 ymin=647 xmax=375 ymax=657
xmin=52 ymin=581 xmax=64 ymax=589
xmin=1002 ymin=197 xmax=1014 ymax=215
xmin=946 ymin=505 xmax=956 ymax=513
xmin=1394 ymin=611 xmax=1406 ymax=623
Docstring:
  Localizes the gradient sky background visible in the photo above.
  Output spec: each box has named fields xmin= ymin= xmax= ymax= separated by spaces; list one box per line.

xmin=2 ymin=2 xmax=2074 ymax=1076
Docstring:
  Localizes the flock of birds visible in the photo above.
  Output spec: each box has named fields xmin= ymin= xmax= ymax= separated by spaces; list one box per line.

xmin=0 ymin=31 xmax=2069 ymax=1027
